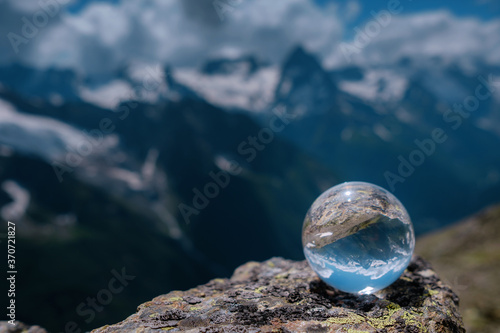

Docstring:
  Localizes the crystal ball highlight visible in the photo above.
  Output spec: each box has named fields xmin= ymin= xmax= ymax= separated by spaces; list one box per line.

xmin=302 ymin=181 xmax=415 ymax=295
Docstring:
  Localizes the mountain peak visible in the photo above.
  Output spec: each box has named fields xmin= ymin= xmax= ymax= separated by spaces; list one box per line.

xmin=275 ymin=46 xmax=338 ymax=115
xmin=283 ymin=46 xmax=323 ymax=73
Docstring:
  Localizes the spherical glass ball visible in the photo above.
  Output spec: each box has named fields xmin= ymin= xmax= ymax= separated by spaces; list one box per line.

xmin=302 ymin=181 xmax=415 ymax=295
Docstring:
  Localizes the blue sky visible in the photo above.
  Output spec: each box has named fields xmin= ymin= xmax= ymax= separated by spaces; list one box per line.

xmin=67 ymin=0 xmax=120 ymax=13
xmin=316 ymin=0 xmax=500 ymax=21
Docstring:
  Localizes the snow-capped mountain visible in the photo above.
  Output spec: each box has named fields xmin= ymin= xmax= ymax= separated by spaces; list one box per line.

xmin=172 ymin=56 xmax=279 ymax=112
xmin=1 ymin=44 xmax=500 ymax=332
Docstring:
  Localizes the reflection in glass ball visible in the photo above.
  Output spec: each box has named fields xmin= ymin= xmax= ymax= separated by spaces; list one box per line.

xmin=302 ymin=181 xmax=415 ymax=295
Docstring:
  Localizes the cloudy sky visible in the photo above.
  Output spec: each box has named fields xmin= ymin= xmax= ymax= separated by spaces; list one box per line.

xmin=1 ymin=0 xmax=499 ymax=77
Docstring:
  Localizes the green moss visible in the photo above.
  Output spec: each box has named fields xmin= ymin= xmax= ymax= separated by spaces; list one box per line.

xmin=324 ymin=302 xmax=427 ymax=331
xmin=365 ymin=303 xmax=399 ymax=328
xmin=325 ymin=313 xmax=365 ymax=325
xmin=402 ymin=311 xmax=427 ymax=332
xmin=275 ymin=273 xmax=289 ymax=279
xmin=255 ymin=286 xmax=266 ymax=293
xmin=168 ymin=297 xmax=183 ymax=302
xmin=427 ymin=289 xmax=439 ymax=296
xmin=323 ymin=304 xmax=408 ymax=329
xmin=399 ymin=276 xmax=413 ymax=282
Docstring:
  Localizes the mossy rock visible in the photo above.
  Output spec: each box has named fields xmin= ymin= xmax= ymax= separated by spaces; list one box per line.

xmin=91 ymin=256 xmax=465 ymax=332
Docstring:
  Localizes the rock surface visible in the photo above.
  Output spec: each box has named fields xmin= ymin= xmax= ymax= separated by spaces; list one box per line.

xmin=93 ymin=256 xmax=465 ymax=332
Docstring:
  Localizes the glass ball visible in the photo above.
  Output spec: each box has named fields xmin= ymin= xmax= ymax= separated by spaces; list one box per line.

xmin=302 ymin=181 xmax=415 ymax=295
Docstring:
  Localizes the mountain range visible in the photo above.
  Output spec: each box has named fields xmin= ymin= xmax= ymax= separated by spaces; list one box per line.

xmin=0 ymin=46 xmax=499 ymax=331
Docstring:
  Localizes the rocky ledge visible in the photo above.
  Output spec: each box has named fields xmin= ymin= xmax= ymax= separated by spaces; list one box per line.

xmin=93 ymin=256 xmax=465 ymax=333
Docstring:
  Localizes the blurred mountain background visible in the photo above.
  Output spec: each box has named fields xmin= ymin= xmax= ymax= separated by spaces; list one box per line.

xmin=0 ymin=0 xmax=499 ymax=331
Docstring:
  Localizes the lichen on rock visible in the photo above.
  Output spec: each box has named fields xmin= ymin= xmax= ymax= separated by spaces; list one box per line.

xmin=92 ymin=256 xmax=465 ymax=332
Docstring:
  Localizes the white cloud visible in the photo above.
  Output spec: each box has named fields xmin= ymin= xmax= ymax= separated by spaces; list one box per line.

xmin=12 ymin=0 xmax=343 ymax=76
xmin=344 ymin=0 xmax=362 ymax=22
xmin=0 ymin=0 xmax=75 ymax=64
xmin=7 ymin=0 xmax=72 ymax=13
xmin=326 ymin=10 xmax=500 ymax=68
xmin=2 ymin=0 xmax=499 ymax=78
xmin=67 ymin=3 xmax=130 ymax=47
xmin=79 ymin=80 xmax=135 ymax=109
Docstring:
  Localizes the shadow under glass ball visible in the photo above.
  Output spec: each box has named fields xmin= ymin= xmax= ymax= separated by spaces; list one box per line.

xmin=302 ymin=181 xmax=415 ymax=295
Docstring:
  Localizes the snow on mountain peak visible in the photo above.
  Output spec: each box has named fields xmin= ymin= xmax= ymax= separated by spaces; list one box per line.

xmin=173 ymin=66 xmax=279 ymax=112
xmin=338 ymin=69 xmax=408 ymax=104
xmin=0 ymin=98 xmax=118 ymax=163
